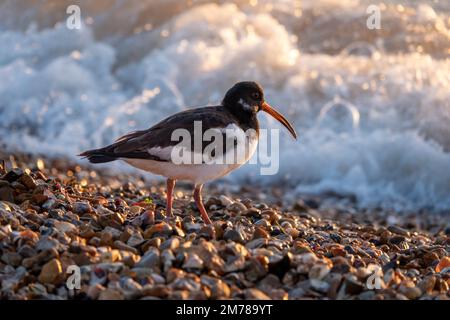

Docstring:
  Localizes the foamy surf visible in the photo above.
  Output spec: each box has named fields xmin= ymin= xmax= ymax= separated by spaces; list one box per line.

xmin=0 ymin=0 xmax=449 ymax=211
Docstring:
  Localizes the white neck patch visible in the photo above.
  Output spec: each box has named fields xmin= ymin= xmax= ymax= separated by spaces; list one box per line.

xmin=238 ymin=98 xmax=256 ymax=112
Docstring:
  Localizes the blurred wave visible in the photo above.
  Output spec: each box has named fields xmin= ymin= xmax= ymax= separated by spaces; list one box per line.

xmin=0 ymin=0 xmax=449 ymax=210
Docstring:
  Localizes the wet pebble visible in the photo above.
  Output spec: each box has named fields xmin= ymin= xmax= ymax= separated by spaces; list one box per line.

xmin=144 ymin=222 xmax=173 ymax=238
xmin=219 ymin=195 xmax=233 ymax=207
xmin=73 ymin=201 xmax=92 ymax=214
xmin=223 ymin=229 xmax=245 ymax=244
xmin=38 ymin=258 xmax=63 ymax=284
xmin=226 ymin=201 xmax=247 ymax=213
xmin=387 ymin=225 xmax=410 ymax=237
xmin=243 ymin=288 xmax=271 ymax=300
xmin=182 ymin=253 xmax=204 ymax=270
xmin=136 ymin=248 xmax=160 ymax=270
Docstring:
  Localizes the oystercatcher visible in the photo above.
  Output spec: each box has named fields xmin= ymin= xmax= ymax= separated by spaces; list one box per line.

xmin=80 ymin=81 xmax=297 ymax=224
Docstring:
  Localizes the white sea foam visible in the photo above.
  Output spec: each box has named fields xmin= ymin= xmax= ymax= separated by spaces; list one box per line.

xmin=0 ymin=0 xmax=449 ymax=210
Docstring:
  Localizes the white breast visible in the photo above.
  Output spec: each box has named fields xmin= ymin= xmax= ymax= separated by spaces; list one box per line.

xmin=124 ymin=124 xmax=259 ymax=184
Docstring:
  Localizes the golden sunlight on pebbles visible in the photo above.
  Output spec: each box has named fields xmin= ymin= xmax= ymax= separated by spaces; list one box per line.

xmin=0 ymin=154 xmax=448 ymax=300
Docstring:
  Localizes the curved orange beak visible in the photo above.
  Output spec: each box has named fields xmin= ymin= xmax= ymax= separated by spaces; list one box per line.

xmin=261 ymin=102 xmax=297 ymax=139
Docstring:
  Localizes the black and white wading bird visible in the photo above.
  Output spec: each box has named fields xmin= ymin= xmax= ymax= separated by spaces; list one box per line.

xmin=80 ymin=82 xmax=297 ymax=224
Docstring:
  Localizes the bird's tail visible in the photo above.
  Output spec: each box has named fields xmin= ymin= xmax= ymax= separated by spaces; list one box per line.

xmin=78 ymin=147 xmax=118 ymax=164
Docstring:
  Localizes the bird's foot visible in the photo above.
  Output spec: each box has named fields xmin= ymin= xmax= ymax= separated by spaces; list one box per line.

xmin=163 ymin=208 xmax=182 ymax=224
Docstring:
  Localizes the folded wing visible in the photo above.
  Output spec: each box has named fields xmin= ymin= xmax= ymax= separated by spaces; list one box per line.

xmin=79 ymin=106 xmax=241 ymax=164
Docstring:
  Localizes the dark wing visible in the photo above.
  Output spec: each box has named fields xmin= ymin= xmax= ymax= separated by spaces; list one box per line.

xmin=79 ymin=106 xmax=239 ymax=164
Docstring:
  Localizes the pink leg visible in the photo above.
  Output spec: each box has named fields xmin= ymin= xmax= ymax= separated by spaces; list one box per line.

xmin=193 ymin=184 xmax=212 ymax=225
xmin=166 ymin=179 xmax=176 ymax=217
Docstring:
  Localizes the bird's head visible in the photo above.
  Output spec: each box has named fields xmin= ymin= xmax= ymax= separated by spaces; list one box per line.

xmin=222 ymin=81 xmax=297 ymax=139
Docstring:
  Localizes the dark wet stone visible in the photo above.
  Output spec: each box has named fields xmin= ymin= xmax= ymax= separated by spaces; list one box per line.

xmin=344 ymin=245 xmax=357 ymax=255
xmin=253 ymin=226 xmax=269 ymax=239
xmin=73 ymin=201 xmax=93 ymax=214
xmin=223 ymin=229 xmax=245 ymax=244
xmin=1 ymin=252 xmax=22 ymax=266
xmin=174 ymin=252 xmax=187 ymax=268
xmin=382 ymin=258 xmax=400 ymax=273
xmin=198 ymin=225 xmax=216 ymax=240
xmin=344 ymin=276 xmax=364 ymax=295
xmin=389 ymin=235 xmax=406 ymax=245
xmin=387 ymin=225 xmax=410 ymax=237
xmin=19 ymin=173 xmax=37 ymax=189
xmin=2 ymin=168 xmax=23 ymax=182
xmin=245 ymin=257 xmax=268 ymax=282
xmin=288 ymin=287 xmax=306 ymax=299
xmin=268 ymin=252 xmax=292 ymax=279
xmin=0 ymin=180 xmax=9 ymax=188
xmin=136 ymin=249 xmax=160 ymax=270
xmin=18 ymin=245 xmax=37 ymax=258
xmin=330 ymin=233 xmax=342 ymax=243
xmin=36 ymin=236 xmax=60 ymax=252
xmin=160 ymin=238 xmax=180 ymax=251
xmin=330 ymin=257 xmax=352 ymax=274
xmin=271 ymin=226 xmax=282 ymax=236
xmin=243 ymin=288 xmax=271 ymax=300
xmin=0 ymin=186 xmax=14 ymax=202
xmin=242 ymin=208 xmax=261 ymax=218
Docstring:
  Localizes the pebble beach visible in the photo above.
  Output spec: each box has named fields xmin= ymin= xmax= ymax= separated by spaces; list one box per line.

xmin=0 ymin=153 xmax=449 ymax=300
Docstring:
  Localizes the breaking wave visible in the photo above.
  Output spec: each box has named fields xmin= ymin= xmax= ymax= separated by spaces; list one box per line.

xmin=0 ymin=0 xmax=449 ymax=210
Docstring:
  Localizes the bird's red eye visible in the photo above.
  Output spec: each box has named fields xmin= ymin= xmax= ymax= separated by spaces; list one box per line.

xmin=252 ymin=92 xmax=260 ymax=100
